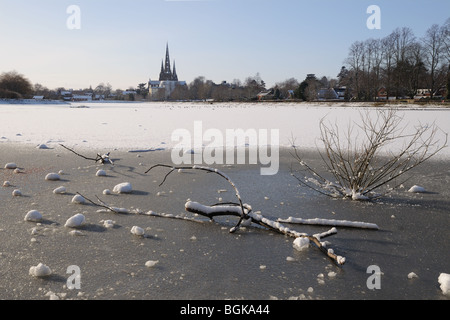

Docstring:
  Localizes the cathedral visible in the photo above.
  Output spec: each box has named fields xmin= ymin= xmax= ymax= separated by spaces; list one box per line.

xmin=149 ymin=44 xmax=186 ymax=99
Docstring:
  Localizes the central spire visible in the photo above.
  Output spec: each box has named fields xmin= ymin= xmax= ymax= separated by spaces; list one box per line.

xmin=164 ymin=43 xmax=171 ymax=75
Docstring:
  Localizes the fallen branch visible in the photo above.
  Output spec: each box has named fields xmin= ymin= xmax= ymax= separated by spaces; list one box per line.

xmin=185 ymin=201 xmax=345 ymax=265
xmin=145 ymin=164 xmax=346 ymax=265
xmin=145 ymin=164 xmax=248 ymax=233
xmin=277 ymin=216 xmax=379 ymax=230
xmin=60 ymin=144 xmax=114 ymax=165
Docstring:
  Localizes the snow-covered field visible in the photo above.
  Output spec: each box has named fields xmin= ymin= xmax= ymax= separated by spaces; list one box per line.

xmin=0 ymin=102 xmax=449 ymax=157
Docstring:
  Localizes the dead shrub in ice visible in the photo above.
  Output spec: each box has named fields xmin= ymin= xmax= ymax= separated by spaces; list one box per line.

xmin=291 ymin=109 xmax=447 ymax=200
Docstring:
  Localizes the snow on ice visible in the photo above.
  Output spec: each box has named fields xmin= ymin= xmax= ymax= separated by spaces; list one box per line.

xmin=0 ymin=102 xmax=448 ymax=156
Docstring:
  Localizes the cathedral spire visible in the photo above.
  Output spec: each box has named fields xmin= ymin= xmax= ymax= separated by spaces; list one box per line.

xmin=164 ymin=43 xmax=171 ymax=76
xmin=173 ymin=60 xmax=178 ymax=81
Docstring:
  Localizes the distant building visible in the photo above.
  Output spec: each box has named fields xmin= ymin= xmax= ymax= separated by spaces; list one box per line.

xmin=148 ymin=44 xmax=187 ymax=100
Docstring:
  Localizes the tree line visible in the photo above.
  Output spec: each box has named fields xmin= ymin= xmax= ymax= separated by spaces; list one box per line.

xmin=339 ymin=19 xmax=450 ymax=101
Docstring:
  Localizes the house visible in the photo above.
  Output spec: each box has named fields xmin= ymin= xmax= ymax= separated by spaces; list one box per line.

xmin=317 ymin=88 xmax=338 ymax=101
xmin=257 ymin=89 xmax=274 ymax=101
xmin=376 ymin=87 xmax=388 ymax=100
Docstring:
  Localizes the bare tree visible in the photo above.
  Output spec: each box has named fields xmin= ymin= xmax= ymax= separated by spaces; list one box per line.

xmin=291 ymin=109 xmax=447 ymax=200
xmin=421 ymin=24 xmax=446 ymax=99
xmin=0 ymin=71 xmax=33 ymax=99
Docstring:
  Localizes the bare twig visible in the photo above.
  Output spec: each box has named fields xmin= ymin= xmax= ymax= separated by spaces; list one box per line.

xmin=60 ymin=144 xmax=114 ymax=165
xmin=76 ymin=192 xmax=121 ymax=214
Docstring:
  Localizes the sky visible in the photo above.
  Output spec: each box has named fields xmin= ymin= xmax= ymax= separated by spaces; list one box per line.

xmin=0 ymin=0 xmax=449 ymax=90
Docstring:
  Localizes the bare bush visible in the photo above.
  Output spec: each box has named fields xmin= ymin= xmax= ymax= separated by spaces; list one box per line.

xmin=291 ymin=109 xmax=448 ymax=200
xmin=0 ymin=71 xmax=33 ymax=98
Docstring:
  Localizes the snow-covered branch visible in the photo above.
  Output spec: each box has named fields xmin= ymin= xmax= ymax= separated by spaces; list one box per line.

xmin=185 ymin=201 xmax=345 ymax=265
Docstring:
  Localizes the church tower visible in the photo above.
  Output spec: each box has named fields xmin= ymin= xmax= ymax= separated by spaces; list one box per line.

xmin=150 ymin=43 xmax=186 ymax=100
xmin=159 ymin=43 xmax=177 ymax=81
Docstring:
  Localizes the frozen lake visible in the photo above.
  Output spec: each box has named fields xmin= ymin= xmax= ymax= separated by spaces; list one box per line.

xmin=0 ymin=102 xmax=449 ymax=301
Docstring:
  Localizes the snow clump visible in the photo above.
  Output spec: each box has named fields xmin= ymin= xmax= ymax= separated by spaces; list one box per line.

xmin=71 ymin=194 xmax=86 ymax=204
xmin=145 ymin=260 xmax=159 ymax=268
xmin=53 ymin=186 xmax=66 ymax=194
xmin=45 ymin=173 xmax=60 ymax=181
xmin=113 ymin=182 xmax=132 ymax=194
xmin=103 ymin=220 xmax=115 ymax=228
xmin=293 ymin=237 xmax=310 ymax=251
xmin=408 ymin=185 xmax=426 ymax=193
xmin=29 ymin=263 xmax=52 ymax=277
xmin=130 ymin=226 xmax=145 ymax=236
xmin=96 ymin=169 xmax=107 ymax=177
xmin=438 ymin=273 xmax=450 ymax=295
xmin=4 ymin=163 xmax=17 ymax=169
xmin=65 ymin=214 xmax=86 ymax=228
xmin=24 ymin=210 xmax=43 ymax=222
